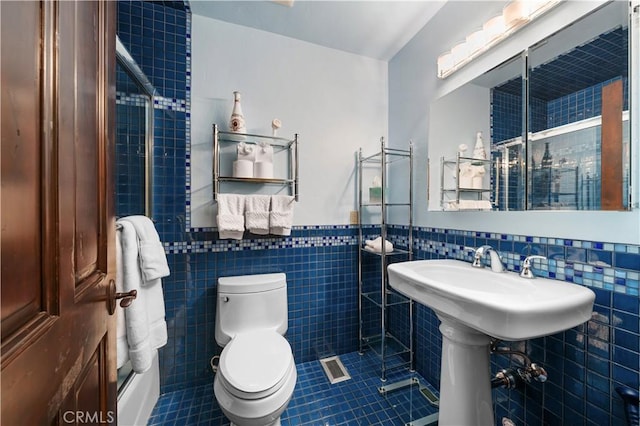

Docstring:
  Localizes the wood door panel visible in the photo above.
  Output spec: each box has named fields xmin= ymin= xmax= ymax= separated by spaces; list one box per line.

xmin=0 ymin=0 xmax=43 ymax=339
xmin=1 ymin=1 xmax=116 ymax=424
xmin=56 ymin=335 xmax=112 ymax=426
xmin=2 ymin=283 xmax=112 ymax=425
xmin=73 ymin=1 xmax=101 ymax=282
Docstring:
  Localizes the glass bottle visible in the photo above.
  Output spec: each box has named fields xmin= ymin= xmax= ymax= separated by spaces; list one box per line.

xmin=541 ymin=142 xmax=552 ymax=168
xmin=229 ymin=91 xmax=246 ymax=134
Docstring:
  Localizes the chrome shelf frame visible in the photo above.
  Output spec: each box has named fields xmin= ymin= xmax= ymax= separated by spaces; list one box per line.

xmin=357 ymin=137 xmax=414 ymax=383
xmin=212 ymin=124 xmax=299 ymax=201
xmin=440 ymin=153 xmax=492 ymax=209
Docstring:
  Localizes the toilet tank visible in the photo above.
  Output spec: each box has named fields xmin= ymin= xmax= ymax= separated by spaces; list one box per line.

xmin=215 ymin=273 xmax=288 ymax=346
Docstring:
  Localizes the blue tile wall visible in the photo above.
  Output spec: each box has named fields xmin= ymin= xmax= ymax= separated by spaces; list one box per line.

xmin=530 ymin=27 xmax=628 ymax=103
xmin=117 ymin=1 xmax=188 ymax=100
xmin=491 ymin=89 xmax=522 ymax=143
xmin=117 ymin=0 xmax=190 ymax=243
xmin=115 ymin=63 xmax=147 ymax=217
xmin=493 ymin=76 xmax=629 ymax=137
xmin=546 ymin=77 xmax=629 ymax=129
xmin=160 ymin=227 xmax=360 ymax=393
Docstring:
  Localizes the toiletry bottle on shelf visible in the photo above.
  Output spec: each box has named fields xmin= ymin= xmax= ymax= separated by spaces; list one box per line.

xmin=370 ymin=176 xmax=382 ymax=203
xmin=471 ymin=132 xmax=487 ymax=189
xmin=456 ymin=144 xmax=472 ymax=187
xmin=541 ymin=142 xmax=552 ymax=168
xmin=472 ymin=132 xmax=486 ymax=161
xmin=229 ymin=91 xmax=246 ymax=134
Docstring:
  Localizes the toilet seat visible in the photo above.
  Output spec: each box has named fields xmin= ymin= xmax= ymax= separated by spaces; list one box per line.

xmin=218 ymin=330 xmax=294 ymax=400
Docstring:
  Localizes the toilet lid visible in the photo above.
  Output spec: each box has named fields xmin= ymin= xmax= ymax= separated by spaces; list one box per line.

xmin=219 ymin=330 xmax=293 ymax=396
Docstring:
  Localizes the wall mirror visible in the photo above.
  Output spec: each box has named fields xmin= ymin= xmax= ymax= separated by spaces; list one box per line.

xmin=430 ymin=1 xmax=632 ymax=212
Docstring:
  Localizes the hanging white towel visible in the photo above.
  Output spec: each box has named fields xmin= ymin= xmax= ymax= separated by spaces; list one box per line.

xmin=270 ymin=195 xmax=295 ymax=236
xmin=117 ymin=219 xmax=168 ymax=374
xmin=245 ymin=195 xmax=271 ymax=235
xmin=365 ymin=236 xmax=394 ymax=253
xmin=217 ymin=194 xmax=246 ymax=239
xmin=116 ymin=228 xmax=129 ymax=369
xmin=119 ymin=215 xmax=170 ymax=285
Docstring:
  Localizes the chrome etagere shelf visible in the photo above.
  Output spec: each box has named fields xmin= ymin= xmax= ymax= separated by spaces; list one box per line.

xmin=212 ymin=124 xmax=299 ymax=201
xmin=357 ymin=137 xmax=414 ymax=383
xmin=440 ymin=153 xmax=492 ymax=209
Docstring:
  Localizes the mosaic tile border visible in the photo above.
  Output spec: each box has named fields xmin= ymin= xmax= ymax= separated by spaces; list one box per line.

xmin=117 ymin=93 xmax=189 ymax=113
xmin=163 ymin=225 xmax=361 ymax=253
xmin=162 ymin=224 xmax=640 ymax=296
xmin=116 ymin=91 xmax=148 ymax=107
xmin=183 ymin=7 xmax=193 ymax=228
xmin=183 ymin=7 xmax=194 ymax=231
xmin=154 ymin=95 xmax=187 ymax=112
xmin=164 ymin=234 xmax=358 ymax=254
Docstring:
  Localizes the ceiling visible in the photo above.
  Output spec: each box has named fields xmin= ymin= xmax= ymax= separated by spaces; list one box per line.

xmin=190 ymin=1 xmax=447 ymax=61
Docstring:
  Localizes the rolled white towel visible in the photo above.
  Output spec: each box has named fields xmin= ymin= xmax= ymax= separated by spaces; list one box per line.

xmin=365 ymin=236 xmax=394 ymax=253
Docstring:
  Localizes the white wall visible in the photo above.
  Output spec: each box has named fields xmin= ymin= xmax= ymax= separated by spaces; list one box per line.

xmin=389 ymin=0 xmax=640 ymax=244
xmin=190 ymin=15 xmax=388 ymax=228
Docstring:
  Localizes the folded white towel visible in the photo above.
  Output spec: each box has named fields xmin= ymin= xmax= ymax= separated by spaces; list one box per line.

xmin=270 ymin=195 xmax=295 ymax=236
xmin=118 ymin=215 xmax=169 ymax=285
xmin=245 ymin=195 xmax=271 ymax=235
xmin=364 ymin=245 xmax=388 ymax=254
xmin=217 ymin=194 xmax=246 ymax=239
xmin=446 ymin=200 xmax=492 ymax=210
xmin=116 ymin=229 xmax=129 ymax=369
xmin=365 ymin=236 xmax=394 ymax=253
xmin=117 ymin=220 xmax=168 ymax=374
xmin=476 ymin=200 xmax=493 ymax=210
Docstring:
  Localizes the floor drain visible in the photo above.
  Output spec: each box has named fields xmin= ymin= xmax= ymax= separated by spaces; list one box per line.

xmin=319 ymin=356 xmax=351 ymax=384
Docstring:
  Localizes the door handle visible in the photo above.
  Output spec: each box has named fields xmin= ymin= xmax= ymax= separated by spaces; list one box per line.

xmin=107 ymin=280 xmax=138 ymax=315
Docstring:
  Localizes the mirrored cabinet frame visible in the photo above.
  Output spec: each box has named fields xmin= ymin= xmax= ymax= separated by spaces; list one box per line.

xmin=426 ymin=0 xmax=640 ymax=245
xmin=431 ymin=0 xmax=636 ymax=213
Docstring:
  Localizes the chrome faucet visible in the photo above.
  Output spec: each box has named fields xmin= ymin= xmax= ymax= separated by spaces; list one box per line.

xmin=472 ymin=245 xmax=506 ymax=272
xmin=520 ymin=255 xmax=547 ymax=278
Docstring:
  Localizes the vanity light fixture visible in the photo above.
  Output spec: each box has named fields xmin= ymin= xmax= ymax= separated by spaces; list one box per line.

xmin=437 ymin=0 xmax=560 ymax=79
xmin=272 ymin=0 xmax=295 ymax=7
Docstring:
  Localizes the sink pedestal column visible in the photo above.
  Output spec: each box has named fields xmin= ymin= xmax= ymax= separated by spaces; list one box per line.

xmin=437 ymin=313 xmax=494 ymax=426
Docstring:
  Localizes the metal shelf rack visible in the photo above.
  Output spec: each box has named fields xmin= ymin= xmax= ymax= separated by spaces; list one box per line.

xmin=440 ymin=153 xmax=492 ymax=209
xmin=357 ymin=137 xmax=414 ymax=382
xmin=212 ymin=124 xmax=299 ymax=201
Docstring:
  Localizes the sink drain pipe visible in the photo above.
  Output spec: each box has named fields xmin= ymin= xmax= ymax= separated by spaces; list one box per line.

xmin=490 ymin=339 xmax=548 ymax=389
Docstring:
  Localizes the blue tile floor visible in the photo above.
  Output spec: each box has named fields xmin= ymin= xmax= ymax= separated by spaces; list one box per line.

xmin=148 ymin=351 xmax=439 ymax=425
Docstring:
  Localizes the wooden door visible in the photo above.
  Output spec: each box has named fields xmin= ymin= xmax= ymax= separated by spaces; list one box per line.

xmin=1 ymin=1 xmax=117 ymax=424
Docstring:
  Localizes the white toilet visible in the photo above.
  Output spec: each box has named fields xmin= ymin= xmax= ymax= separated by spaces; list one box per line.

xmin=213 ymin=273 xmax=297 ymax=426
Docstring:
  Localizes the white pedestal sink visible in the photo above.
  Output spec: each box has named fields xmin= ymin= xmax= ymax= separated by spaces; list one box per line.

xmin=387 ymin=259 xmax=595 ymax=426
